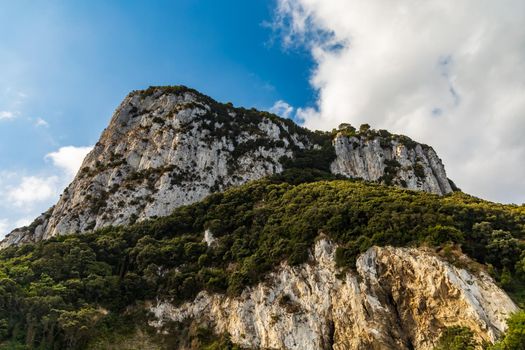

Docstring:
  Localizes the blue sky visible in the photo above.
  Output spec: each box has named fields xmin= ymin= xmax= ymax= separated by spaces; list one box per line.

xmin=1 ymin=0 xmax=524 ymax=237
xmin=0 ymin=0 xmax=314 ymax=171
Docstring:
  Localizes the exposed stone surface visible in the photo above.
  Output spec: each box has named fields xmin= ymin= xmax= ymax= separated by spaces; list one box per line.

xmin=1 ymin=208 xmax=54 ymax=247
xmin=1 ymin=87 xmax=453 ymax=248
xmin=151 ymin=240 xmax=517 ymax=350
xmin=203 ymin=229 xmax=217 ymax=247
xmin=331 ymin=133 xmax=452 ymax=195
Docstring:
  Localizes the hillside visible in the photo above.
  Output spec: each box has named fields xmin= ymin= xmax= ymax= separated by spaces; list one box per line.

xmin=0 ymin=171 xmax=524 ymax=349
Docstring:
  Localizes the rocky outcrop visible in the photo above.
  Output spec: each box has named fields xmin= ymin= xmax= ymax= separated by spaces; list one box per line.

xmin=151 ymin=240 xmax=517 ymax=350
xmin=1 ymin=86 xmax=453 ymax=247
xmin=1 ymin=208 xmax=54 ymax=247
xmin=331 ymin=133 xmax=452 ymax=195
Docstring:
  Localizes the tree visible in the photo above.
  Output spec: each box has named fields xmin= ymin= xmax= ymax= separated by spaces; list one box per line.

xmin=486 ymin=230 xmax=521 ymax=270
xmin=359 ymin=123 xmax=371 ymax=133
xmin=337 ymin=123 xmax=356 ymax=136
xmin=58 ymin=307 xmax=102 ymax=349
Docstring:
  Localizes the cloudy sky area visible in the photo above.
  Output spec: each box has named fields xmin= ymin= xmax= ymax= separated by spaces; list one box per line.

xmin=0 ymin=1 xmax=523 ymax=238
xmin=272 ymin=0 xmax=525 ymax=206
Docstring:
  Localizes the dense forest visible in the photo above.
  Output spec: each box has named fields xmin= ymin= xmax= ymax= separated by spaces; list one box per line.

xmin=1 ymin=166 xmax=524 ymax=349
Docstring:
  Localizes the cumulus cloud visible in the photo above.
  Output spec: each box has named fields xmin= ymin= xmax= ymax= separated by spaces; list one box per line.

xmin=274 ymin=0 xmax=525 ymax=204
xmin=0 ymin=111 xmax=15 ymax=120
xmin=0 ymin=145 xmax=92 ymax=238
xmin=45 ymin=145 xmax=93 ymax=178
xmin=0 ymin=219 xmax=9 ymax=236
xmin=34 ymin=117 xmax=49 ymax=127
xmin=270 ymin=100 xmax=295 ymax=119
xmin=7 ymin=176 xmax=60 ymax=207
xmin=15 ymin=217 xmax=33 ymax=228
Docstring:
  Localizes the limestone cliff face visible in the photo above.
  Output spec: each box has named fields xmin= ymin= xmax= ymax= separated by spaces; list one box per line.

xmin=151 ymin=240 xmax=517 ymax=350
xmin=331 ymin=134 xmax=452 ymax=195
xmin=1 ymin=86 xmax=453 ymax=247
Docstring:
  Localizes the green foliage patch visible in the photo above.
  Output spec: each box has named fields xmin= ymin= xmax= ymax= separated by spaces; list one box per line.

xmin=434 ymin=326 xmax=479 ymax=350
xmin=489 ymin=311 xmax=525 ymax=349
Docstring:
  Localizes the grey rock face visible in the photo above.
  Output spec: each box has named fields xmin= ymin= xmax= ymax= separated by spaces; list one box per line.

xmin=1 ymin=208 xmax=54 ymax=247
xmin=1 ymin=87 xmax=454 ymax=248
xmin=331 ymin=133 xmax=453 ymax=195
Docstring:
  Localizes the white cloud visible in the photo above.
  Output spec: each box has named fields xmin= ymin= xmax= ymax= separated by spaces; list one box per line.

xmin=6 ymin=145 xmax=92 ymax=208
xmin=15 ymin=217 xmax=33 ymax=228
xmin=7 ymin=175 xmax=60 ymax=207
xmin=0 ymin=145 xmax=92 ymax=238
xmin=269 ymin=100 xmax=295 ymax=119
xmin=274 ymin=0 xmax=525 ymax=204
xmin=35 ymin=117 xmax=49 ymax=127
xmin=0 ymin=111 xmax=15 ymax=120
xmin=45 ymin=145 xmax=93 ymax=179
xmin=0 ymin=219 xmax=9 ymax=237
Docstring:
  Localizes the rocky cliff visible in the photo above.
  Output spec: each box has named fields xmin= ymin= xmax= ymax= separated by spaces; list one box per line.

xmin=331 ymin=133 xmax=452 ymax=194
xmin=1 ymin=86 xmax=453 ymax=247
xmin=151 ymin=239 xmax=517 ymax=350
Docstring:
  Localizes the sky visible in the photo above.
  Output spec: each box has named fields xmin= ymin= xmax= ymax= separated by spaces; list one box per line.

xmin=0 ymin=0 xmax=524 ymax=237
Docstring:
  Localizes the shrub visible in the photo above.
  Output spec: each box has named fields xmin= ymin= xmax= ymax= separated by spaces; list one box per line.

xmin=489 ymin=311 xmax=525 ymax=350
xmin=359 ymin=123 xmax=371 ymax=133
xmin=434 ymin=326 xmax=478 ymax=350
xmin=413 ymin=163 xmax=426 ymax=179
xmin=427 ymin=225 xmax=464 ymax=245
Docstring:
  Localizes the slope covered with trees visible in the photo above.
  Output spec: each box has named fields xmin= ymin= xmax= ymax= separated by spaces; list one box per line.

xmin=0 ymin=167 xmax=524 ymax=348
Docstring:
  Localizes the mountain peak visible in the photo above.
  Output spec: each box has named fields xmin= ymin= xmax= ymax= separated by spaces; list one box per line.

xmin=1 ymin=87 xmax=453 ymax=247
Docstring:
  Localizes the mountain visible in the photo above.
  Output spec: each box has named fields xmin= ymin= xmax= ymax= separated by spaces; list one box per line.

xmin=1 ymin=86 xmax=523 ymax=350
xmin=1 ymin=86 xmax=452 ymax=248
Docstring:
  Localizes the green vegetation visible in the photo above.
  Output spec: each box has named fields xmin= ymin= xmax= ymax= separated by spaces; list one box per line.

xmin=434 ymin=311 xmax=525 ymax=350
xmin=0 ymin=168 xmax=524 ymax=348
xmin=413 ymin=162 xmax=426 ymax=179
xmin=489 ymin=311 xmax=525 ymax=349
xmin=280 ymin=134 xmax=335 ymax=172
xmin=379 ymin=159 xmax=402 ymax=186
xmin=434 ymin=326 xmax=479 ymax=350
